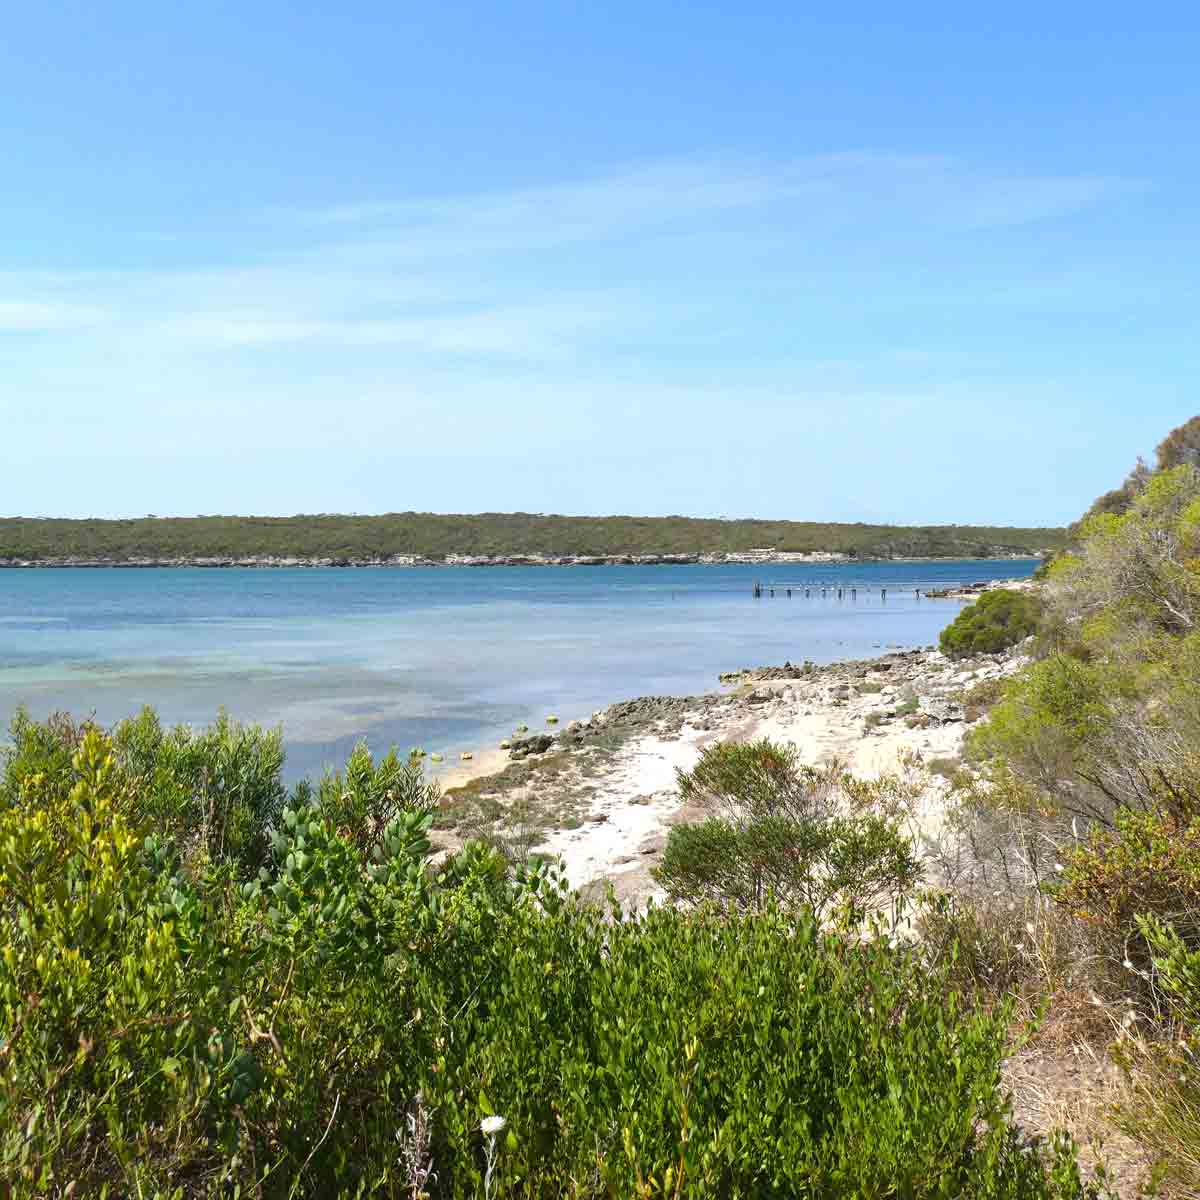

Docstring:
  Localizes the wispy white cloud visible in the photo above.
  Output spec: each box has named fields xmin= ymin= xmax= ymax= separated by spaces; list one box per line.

xmin=286 ymin=152 xmax=1138 ymax=249
xmin=0 ymin=152 xmax=1144 ymax=372
xmin=154 ymin=297 xmax=634 ymax=357
xmin=0 ymin=299 xmax=107 ymax=332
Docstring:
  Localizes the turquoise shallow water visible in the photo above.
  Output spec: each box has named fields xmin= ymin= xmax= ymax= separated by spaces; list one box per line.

xmin=0 ymin=561 xmax=1035 ymax=782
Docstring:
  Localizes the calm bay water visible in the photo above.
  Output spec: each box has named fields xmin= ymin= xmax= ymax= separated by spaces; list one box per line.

xmin=0 ymin=561 xmax=1035 ymax=782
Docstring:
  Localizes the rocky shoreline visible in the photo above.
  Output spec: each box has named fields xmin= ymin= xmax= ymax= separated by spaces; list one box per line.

xmin=435 ymin=640 xmax=1029 ymax=901
xmin=497 ymin=643 xmax=1020 ymax=764
xmin=0 ymin=551 xmax=1044 ymax=569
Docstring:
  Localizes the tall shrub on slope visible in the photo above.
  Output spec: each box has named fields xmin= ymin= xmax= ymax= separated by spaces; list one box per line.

xmin=1053 ymin=465 xmax=1200 ymax=646
xmin=939 ymin=588 xmax=1043 ymax=658
xmin=953 ymin=433 xmax=1200 ymax=1182
xmin=968 ymin=465 xmax=1200 ymax=825
xmin=1157 ymin=414 xmax=1200 ymax=471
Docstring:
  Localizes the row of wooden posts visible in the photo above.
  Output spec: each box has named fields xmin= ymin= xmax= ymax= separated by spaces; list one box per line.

xmin=751 ymin=582 xmax=944 ymax=600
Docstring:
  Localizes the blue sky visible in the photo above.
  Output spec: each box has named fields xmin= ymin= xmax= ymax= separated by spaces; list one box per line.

xmin=3 ymin=4 xmax=1198 ymax=526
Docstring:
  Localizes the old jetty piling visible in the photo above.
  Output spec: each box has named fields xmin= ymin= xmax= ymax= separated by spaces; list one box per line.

xmin=752 ymin=578 xmax=976 ymax=599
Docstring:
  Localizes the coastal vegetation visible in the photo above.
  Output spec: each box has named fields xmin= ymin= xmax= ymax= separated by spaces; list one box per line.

xmin=0 ymin=511 xmax=1065 ymax=564
xmin=654 ymin=741 xmax=920 ymax=920
xmin=0 ymin=715 xmax=1096 ymax=1197
xmin=926 ymin=415 xmax=1200 ymax=1191
xmin=938 ymin=588 xmax=1043 ymax=658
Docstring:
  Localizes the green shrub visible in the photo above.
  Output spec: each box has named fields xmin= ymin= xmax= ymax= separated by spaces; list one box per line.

xmin=964 ymin=654 xmax=1123 ymax=823
xmin=940 ymin=589 xmax=1043 ymax=658
xmin=1033 ymin=552 xmax=1060 ymax=580
xmin=655 ymin=810 xmax=918 ymax=920
xmin=1052 ymin=807 xmax=1200 ymax=980
xmin=0 ymin=708 xmax=96 ymax=810
xmin=654 ymin=740 xmax=920 ymax=920
xmin=112 ymin=706 xmax=287 ymax=874
xmin=315 ymin=738 xmax=440 ymax=856
xmin=0 ymin=715 xmax=1099 ymax=1197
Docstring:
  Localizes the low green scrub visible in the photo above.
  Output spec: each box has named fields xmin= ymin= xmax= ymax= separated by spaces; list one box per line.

xmin=1052 ymin=807 xmax=1200 ymax=982
xmin=940 ymin=589 xmax=1043 ymax=658
xmin=654 ymin=741 xmax=920 ymax=921
xmin=927 ymin=755 xmax=964 ymax=781
xmin=2 ymin=706 xmax=288 ymax=877
xmin=0 ymin=716 xmax=1098 ymax=1197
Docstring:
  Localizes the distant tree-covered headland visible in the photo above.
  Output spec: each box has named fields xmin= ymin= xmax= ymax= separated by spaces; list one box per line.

xmin=0 ymin=512 xmax=1066 ymax=565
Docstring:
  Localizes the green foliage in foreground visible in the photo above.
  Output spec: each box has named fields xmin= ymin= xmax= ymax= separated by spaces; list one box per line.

xmin=0 ymin=510 xmax=1065 ymax=563
xmin=0 ymin=715 xmax=1099 ymax=1198
xmin=939 ymin=588 xmax=1043 ymax=658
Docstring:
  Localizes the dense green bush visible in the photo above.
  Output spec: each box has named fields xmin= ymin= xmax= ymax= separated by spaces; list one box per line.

xmin=311 ymin=738 xmax=440 ymax=856
xmin=0 ymin=716 xmax=1098 ymax=1197
xmin=1 ymin=705 xmax=287 ymax=877
xmin=963 ymin=654 xmax=1122 ymax=822
xmin=654 ymin=740 xmax=920 ymax=920
xmin=114 ymin=706 xmax=287 ymax=874
xmin=939 ymin=589 xmax=1043 ymax=658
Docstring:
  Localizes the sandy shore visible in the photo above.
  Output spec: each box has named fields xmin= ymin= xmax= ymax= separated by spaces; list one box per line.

xmin=433 ymin=641 xmax=1028 ymax=903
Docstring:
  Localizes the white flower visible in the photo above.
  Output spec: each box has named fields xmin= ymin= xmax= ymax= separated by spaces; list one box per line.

xmin=1024 ymin=922 xmax=1036 ymax=937
xmin=480 ymin=1116 xmax=507 ymax=1138
xmin=1123 ymin=958 xmax=1135 ymax=970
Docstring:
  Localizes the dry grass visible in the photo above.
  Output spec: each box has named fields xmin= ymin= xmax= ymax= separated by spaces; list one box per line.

xmin=955 ymin=675 xmax=1009 ymax=712
xmin=1004 ymin=1025 xmax=1153 ymax=1198
xmin=1110 ymin=1032 xmax=1200 ymax=1198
